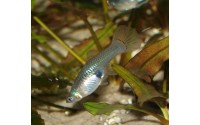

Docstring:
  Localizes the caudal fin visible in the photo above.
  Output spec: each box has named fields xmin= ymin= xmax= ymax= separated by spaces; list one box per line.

xmin=112 ymin=25 xmax=142 ymax=52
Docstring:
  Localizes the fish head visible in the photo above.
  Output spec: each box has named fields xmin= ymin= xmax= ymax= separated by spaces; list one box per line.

xmin=66 ymin=69 xmax=105 ymax=103
xmin=66 ymin=90 xmax=82 ymax=103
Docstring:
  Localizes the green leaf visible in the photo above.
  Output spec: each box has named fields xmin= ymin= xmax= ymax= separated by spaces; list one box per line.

xmin=31 ymin=33 xmax=47 ymax=44
xmin=31 ymin=0 xmax=35 ymax=10
xmin=84 ymin=102 xmax=120 ymax=115
xmin=31 ymin=109 xmax=45 ymax=125
xmin=154 ymin=100 xmax=169 ymax=120
xmin=112 ymin=64 xmax=164 ymax=105
xmin=125 ymin=37 xmax=169 ymax=82
xmin=83 ymin=102 xmax=169 ymax=125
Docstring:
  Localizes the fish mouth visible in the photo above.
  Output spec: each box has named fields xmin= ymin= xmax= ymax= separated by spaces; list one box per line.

xmin=66 ymin=96 xmax=82 ymax=103
xmin=66 ymin=96 xmax=74 ymax=103
xmin=66 ymin=93 xmax=83 ymax=103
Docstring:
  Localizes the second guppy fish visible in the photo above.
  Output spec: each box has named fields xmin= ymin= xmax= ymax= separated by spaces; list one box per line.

xmin=66 ymin=25 xmax=141 ymax=103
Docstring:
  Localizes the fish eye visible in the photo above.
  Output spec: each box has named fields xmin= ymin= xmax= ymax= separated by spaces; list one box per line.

xmin=67 ymin=97 xmax=74 ymax=102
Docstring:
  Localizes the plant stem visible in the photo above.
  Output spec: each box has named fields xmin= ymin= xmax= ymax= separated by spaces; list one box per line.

xmin=102 ymin=0 xmax=110 ymax=23
xmin=62 ymin=4 xmax=103 ymax=52
xmin=80 ymin=16 xmax=103 ymax=52
xmin=162 ymin=79 xmax=167 ymax=93
xmin=42 ymin=44 xmax=63 ymax=59
xmin=33 ymin=16 xmax=86 ymax=65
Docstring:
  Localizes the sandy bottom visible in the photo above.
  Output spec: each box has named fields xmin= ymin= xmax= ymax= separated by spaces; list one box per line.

xmin=35 ymin=83 xmax=161 ymax=125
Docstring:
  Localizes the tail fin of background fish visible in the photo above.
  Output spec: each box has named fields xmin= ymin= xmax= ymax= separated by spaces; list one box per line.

xmin=112 ymin=25 xmax=142 ymax=52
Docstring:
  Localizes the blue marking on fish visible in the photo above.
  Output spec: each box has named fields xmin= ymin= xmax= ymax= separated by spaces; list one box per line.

xmin=95 ymin=70 xmax=103 ymax=79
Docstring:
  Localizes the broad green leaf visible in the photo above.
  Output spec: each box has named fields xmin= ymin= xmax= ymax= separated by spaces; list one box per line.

xmin=62 ymin=23 xmax=116 ymax=66
xmin=125 ymin=37 xmax=169 ymax=82
xmin=83 ymin=102 xmax=169 ymax=125
xmin=112 ymin=64 xmax=164 ymax=105
xmin=31 ymin=109 xmax=45 ymax=125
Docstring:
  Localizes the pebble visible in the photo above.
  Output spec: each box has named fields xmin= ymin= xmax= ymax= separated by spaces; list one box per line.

xmin=104 ymin=116 xmax=122 ymax=125
xmin=120 ymin=98 xmax=132 ymax=104
xmin=127 ymin=98 xmax=132 ymax=104
xmin=99 ymin=116 xmax=103 ymax=121
xmin=108 ymin=116 xmax=121 ymax=124
xmin=103 ymin=110 xmax=122 ymax=125
xmin=153 ymin=70 xmax=164 ymax=82
xmin=64 ymin=111 xmax=70 ymax=116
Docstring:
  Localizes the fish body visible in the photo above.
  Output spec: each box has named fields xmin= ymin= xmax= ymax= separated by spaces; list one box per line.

xmin=67 ymin=26 xmax=141 ymax=103
xmin=107 ymin=0 xmax=149 ymax=11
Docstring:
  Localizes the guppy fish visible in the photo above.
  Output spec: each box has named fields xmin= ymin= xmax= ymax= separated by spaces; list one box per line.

xmin=66 ymin=26 xmax=141 ymax=103
xmin=107 ymin=0 xmax=149 ymax=11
